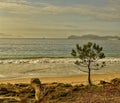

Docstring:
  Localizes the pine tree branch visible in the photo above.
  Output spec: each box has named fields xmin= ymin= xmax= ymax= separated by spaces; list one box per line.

xmin=74 ymin=65 xmax=88 ymax=73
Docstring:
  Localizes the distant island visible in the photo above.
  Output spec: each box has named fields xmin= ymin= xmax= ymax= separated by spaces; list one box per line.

xmin=68 ymin=34 xmax=120 ymax=40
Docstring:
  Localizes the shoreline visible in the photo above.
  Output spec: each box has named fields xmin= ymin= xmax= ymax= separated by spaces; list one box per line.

xmin=0 ymin=57 xmax=120 ymax=80
xmin=0 ymin=56 xmax=120 ymax=60
xmin=0 ymin=73 xmax=120 ymax=85
xmin=0 ymin=57 xmax=120 ymax=64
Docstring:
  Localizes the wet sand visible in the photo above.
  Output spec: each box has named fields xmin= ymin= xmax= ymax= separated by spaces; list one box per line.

xmin=0 ymin=57 xmax=120 ymax=80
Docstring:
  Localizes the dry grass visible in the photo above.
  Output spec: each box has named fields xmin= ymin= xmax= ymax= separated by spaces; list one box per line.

xmin=0 ymin=78 xmax=119 ymax=103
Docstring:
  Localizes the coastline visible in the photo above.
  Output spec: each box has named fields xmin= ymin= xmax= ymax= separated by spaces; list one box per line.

xmin=0 ymin=56 xmax=120 ymax=60
xmin=0 ymin=57 xmax=120 ymax=80
xmin=0 ymin=57 xmax=120 ymax=64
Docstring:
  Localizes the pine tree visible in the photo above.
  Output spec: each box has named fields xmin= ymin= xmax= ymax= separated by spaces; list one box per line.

xmin=71 ymin=42 xmax=106 ymax=85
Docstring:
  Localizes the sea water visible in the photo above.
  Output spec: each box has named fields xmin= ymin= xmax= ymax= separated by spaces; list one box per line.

xmin=0 ymin=38 xmax=120 ymax=59
xmin=0 ymin=38 xmax=120 ymax=79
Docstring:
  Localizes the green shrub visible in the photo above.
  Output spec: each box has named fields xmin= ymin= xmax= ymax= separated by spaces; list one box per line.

xmin=59 ymin=91 xmax=68 ymax=97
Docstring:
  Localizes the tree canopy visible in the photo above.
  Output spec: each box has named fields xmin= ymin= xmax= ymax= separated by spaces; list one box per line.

xmin=71 ymin=42 xmax=106 ymax=85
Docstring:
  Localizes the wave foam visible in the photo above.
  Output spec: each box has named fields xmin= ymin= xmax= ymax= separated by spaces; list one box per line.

xmin=0 ymin=57 xmax=120 ymax=64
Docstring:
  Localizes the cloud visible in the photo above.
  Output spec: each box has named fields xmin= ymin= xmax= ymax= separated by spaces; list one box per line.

xmin=107 ymin=0 xmax=120 ymax=4
xmin=0 ymin=33 xmax=13 ymax=38
xmin=40 ymin=4 xmax=120 ymax=21
xmin=0 ymin=0 xmax=27 ymax=3
xmin=0 ymin=1 xmax=36 ymax=14
xmin=0 ymin=33 xmax=23 ymax=38
xmin=0 ymin=0 xmax=120 ymax=21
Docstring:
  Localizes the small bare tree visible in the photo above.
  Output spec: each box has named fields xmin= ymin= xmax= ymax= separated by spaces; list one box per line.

xmin=71 ymin=42 xmax=106 ymax=85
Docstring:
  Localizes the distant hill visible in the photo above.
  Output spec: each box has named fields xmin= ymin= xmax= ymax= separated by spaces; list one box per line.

xmin=68 ymin=34 xmax=120 ymax=40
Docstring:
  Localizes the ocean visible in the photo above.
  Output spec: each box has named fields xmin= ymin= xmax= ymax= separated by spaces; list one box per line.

xmin=0 ymin=38 xmax=120 ymax=79
xmin=0 ymin=38 xmax=120 ymax=59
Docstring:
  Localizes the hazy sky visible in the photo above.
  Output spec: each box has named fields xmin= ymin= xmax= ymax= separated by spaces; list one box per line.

xmin=0 ymin=0 xmax=120 ymax=38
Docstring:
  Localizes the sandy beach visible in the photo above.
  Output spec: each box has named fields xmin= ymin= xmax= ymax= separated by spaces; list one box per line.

xmin=0 ymin=57 xmax=120 ymax=80
xmin=0 ymin=57 xmax=120 ymax=86
xmin=0 ymin=73 xmax=120 ymax=85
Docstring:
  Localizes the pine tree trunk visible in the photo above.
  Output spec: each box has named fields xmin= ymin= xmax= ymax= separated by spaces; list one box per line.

xmin=88 ymin=61 xmax=92 ymax=85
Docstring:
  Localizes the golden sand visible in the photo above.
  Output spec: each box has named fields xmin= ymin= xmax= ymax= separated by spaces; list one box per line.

xmin=0 ymin=73 xmax=120 ymax=85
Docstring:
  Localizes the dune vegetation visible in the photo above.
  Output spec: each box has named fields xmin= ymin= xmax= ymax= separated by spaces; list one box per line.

xmin=0 ymin=78 xmax=120 ymax=103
